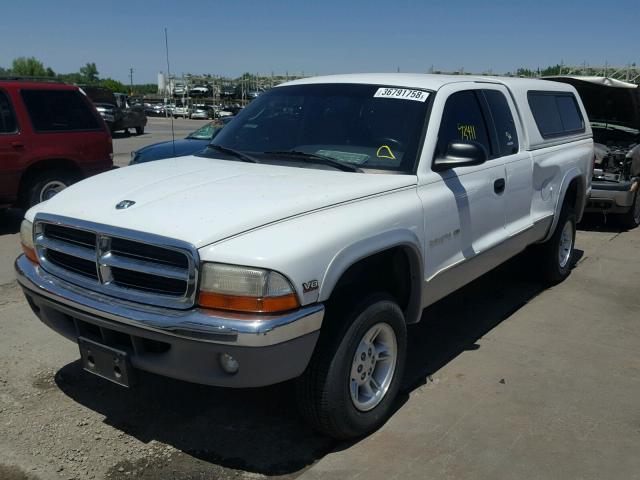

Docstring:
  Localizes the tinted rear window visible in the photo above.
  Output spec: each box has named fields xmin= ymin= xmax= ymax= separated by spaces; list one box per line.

xmin=21 ymin=89 xmax=101 ymax=132
xmin=0 ymin=90 xmax=18 ymax=133
xmin=528 ymin=91 xmax=585 ymax=138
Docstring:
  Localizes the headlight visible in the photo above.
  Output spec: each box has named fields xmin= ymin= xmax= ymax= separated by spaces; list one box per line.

xmin=20 ymin=220 xmax=38 ymax=264
xmin=198 ymin=263 xmax=299 ymax=313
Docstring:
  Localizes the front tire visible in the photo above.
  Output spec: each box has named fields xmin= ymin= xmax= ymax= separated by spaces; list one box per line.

xmin=536 ymin=204 xmax=576 ymax=285
xmin=296 ymin=294 xmax=407 ymax=439
xmin=135 ymin=125 xmax=144 ymax=135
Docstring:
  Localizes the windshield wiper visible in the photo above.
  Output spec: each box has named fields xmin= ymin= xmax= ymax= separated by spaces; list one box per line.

xmin=263 ymin=150 xmax=362 ymax=173
xmin=206 ymin=144 xmax=259 ymax=163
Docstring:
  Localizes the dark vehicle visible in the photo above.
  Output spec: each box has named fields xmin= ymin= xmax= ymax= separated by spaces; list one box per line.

xmin=220 ymin=85 xmax=236 ymax=99
xmin=82 ymin=86 xmax=147 ymax=135
xmin=0 ymin=79 xmax=113 ymax=208
xmin=130 ymin=120 xmax=227 ymax=164
xmin=547 ymin=76 xmax=640 ymax=227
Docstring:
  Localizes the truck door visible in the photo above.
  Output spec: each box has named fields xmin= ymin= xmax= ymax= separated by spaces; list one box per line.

xmin=417 ymin=86 xmax=508 ymax=305
xmin=0 ymin=89 xmax=24 ymax=202
xmin=480 ymin=86 xmax=533 ymax=237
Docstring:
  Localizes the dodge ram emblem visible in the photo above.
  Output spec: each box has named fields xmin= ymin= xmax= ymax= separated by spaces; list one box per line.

xmin=115 ymin=200 xmax=136 ymax=210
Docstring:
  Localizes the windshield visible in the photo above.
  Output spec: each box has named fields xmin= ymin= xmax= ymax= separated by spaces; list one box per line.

xmin=205 ymin=83 xmax=431 ymax=173
xmin=187 ymin=122 xmax=223 ymax=140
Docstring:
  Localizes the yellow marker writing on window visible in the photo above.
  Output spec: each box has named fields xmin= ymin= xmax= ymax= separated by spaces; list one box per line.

xmin=376 ymin=145 xmax=396 ymax=160
xmin=457 ymin=124 xmax=477 ymax=141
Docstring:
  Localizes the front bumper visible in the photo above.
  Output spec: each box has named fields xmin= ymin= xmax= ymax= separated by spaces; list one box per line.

xmin=585 ymin=179 xmax=638 ymax=214
xmin=15 ymin=255 xmax=323 ymax=387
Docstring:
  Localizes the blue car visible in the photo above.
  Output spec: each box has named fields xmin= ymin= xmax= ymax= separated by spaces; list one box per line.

xmin=130 ymin=118 xmax=232 ymax=165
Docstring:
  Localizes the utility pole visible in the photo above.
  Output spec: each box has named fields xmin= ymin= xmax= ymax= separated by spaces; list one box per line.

xmin=129 ymin=67 xmax=134 ymax=96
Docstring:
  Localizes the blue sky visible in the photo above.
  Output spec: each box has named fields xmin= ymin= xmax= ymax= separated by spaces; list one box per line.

xmin=1 ymin=0 xmax=638 ymax=83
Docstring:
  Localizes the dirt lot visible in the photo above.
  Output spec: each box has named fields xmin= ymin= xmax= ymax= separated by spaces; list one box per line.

xmin=0 ymin=124 xmax=638 ymax=479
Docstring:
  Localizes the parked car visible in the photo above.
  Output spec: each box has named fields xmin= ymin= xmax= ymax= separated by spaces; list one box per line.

xmin=173 ymin=106 xmax=190 ymax=119
xmin=189 ymin=108 xmax=208 ymax=120
xmin=16 ymin=74 xmax=591 ymax=439
xmin=189 ymin=85 xmax=211 ymax=97
xmin=0 ymin=79 xmax=113 ymax=209
xmin=546 ymin=76 xmax=640 ymax=227
xmin=220 ymin=85 xmax=236 ymax=99
xmin=82 ymin=87 xmax=147 ymax=135
xmin=172 ymin=84 xmax=186 ymax=97
xmin=130 ymin=121 xmax=225 ymax=164
xmin=144 ymin=104 xmax=165 ymax=117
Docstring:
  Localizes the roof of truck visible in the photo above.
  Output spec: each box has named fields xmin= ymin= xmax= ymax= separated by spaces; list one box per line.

xmin=282 ymin=73 xmax=576 ymax=93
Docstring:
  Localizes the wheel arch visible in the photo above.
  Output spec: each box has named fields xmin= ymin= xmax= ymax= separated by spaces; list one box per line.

xmin=542 ymin=169 xmax=585 ymax=242
xmin=18 ymin=158 xmax=82 ymax=206
xmin=319 ymin=229 xmax=424 ymax=324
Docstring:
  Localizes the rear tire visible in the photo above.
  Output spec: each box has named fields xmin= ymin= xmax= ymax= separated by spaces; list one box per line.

xmin=23 ymin=170 xmax=76 ymax=208
xmin=296 ymin=294 xmax=407 ymax=439
xmin=618 ymin=188 xmax=640 ymax=229
xmin=135 ymin=126 xmax=144 ymax=135
xmin=536 ymin=204 xmax=576 ymax=285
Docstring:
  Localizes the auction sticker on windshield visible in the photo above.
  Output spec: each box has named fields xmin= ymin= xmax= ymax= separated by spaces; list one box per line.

xmin=374 ymin=87 xmax=429 ymax=102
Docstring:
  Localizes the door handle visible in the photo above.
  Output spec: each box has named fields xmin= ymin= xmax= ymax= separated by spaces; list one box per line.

xmin=494 ymin=178 xmax=506 ymax=194
xmin=11 ymin=141 xmax=24 ymax=149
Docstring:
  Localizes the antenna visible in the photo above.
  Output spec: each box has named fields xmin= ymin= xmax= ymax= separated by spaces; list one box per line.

xmin=164 ymin=27 xmax=176 ymax=158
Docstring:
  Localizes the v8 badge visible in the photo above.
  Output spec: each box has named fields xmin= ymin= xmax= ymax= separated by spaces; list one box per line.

xmin=303 ymin=279 xmax=319 ymax=293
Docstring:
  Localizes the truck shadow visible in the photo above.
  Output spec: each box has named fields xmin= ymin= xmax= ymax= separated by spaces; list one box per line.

xmin=0 ymin=208 xmax=23 ymax=236
xmin=54 ymin=248 xmax=559 ymax=476
xmin=578 ymin=212 xmax=625 ymax=233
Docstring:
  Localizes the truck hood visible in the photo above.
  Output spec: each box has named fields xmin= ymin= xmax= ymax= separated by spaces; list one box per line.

xmin=29 ymin=156 xmax=416 ymax=248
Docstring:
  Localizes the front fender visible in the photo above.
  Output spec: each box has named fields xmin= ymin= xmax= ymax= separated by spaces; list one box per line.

xmin=319 ymin=229 xmax=424 ymax=323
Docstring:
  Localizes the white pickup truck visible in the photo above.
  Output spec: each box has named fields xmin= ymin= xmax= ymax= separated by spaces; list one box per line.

xmin=16 ymin=74 xmax=593 ymax=439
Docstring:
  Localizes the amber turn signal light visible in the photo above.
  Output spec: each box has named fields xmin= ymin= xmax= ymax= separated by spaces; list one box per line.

xmin=198 ymin=291 xmax=299 ymax=313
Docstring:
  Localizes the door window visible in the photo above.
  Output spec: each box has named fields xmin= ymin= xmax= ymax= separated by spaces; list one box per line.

xmin=483 ymin=90 xmax=519 ymax=156
xmin=0 ymin=91 xmax=17 ymax=134
xmin=435 ymin=90 xmax=492 ymax=159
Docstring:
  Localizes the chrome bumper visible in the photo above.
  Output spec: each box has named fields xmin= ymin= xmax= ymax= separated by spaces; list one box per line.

xmin=15 ymin=255 xmax=324 ymax=348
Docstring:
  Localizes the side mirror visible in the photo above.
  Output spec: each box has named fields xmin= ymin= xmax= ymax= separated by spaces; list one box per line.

xmin=433 ymin=141 xmax=488 ymax=171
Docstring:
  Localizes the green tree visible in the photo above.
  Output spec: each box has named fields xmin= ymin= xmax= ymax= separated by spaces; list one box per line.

xmin=100 ymin=78 xmax=126 ymax=93
xmin=56 ymin=72 xmax=84 ymax=84
xmin=79 ymin=62 xmax=99 ymax=83
xmin=11 ymin=56 xmax=47 ymax=77
xmin=539 ymin=64 xmax=564 ymax=76
xmin=515 ymin=68 xmax=535 ymax=77
xmin=45 ymin=67 xmax=55 ymax=77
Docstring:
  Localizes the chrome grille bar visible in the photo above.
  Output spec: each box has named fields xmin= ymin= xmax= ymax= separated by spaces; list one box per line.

xmin=99 ymin=252 xmax=190 ymax=281
xmin=33 ymin=213 xmax=200 ymax=310
xmin=38 ymin=236 xmax=96 ymax=261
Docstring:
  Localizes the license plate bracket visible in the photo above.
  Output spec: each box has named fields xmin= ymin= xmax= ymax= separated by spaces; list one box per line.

xmin=78 ymin=336 xmax=134 ymax=387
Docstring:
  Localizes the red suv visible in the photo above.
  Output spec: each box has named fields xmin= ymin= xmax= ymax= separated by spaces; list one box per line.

xmin=0 ymin=79 xmax=113 ymax=209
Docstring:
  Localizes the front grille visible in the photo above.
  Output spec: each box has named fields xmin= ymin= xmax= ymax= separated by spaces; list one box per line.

xmin=47 ymin=249 xmax=98 ymax=279
xmin=34 ymin=215 xmax=198 ymax=309
xmin=111 ymin=267 xmax=187 ymax=295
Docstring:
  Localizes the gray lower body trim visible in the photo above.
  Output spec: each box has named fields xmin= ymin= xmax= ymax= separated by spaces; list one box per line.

xmin=422 ymin=216 xmax=552 ymax=308
xmin=22 ymin=287 xmax=319 ymax=387
xmin=585 ymin=185 xmax=636 ymax=213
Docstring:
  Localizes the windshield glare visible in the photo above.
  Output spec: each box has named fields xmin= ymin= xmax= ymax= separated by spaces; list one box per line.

xmin=188 ymin=122 xmax=222 ymax=140
xmin=207 ymin=83 xmax=431 ymax=173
